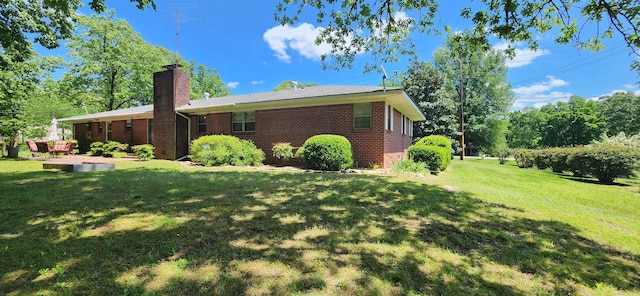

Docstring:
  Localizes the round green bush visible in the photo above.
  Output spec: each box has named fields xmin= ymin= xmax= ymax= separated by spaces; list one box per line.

xmin=190 ymin=135 xmax=264 ymax=166
xmin=132 ymin=144 xmax=155 ymax=161
xmin=514 ymin=149 xmax=534 ymax=168
xmin=301 ymin=134 xmax=353 ymax=171
xmin=408 ymin=145 xmax=442 ymax=172
xmin=416 ymin=135 xmax=452 ymax=159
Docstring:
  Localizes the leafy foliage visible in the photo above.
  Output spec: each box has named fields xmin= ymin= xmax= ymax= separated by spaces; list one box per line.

xmin=0 ymin=0 xmax=154 ymax=69
xmin=514 ymin=149 xmax=535 ymax=168
xmin=89 ymin=142 xmax=105 ymax=156
xmin=592 ymin=132 xmax=640 ymax=149
xmin=433 ymin=31 xmax=513 ymax=153
xmin=275 ymin=0 xmax=640 ymax=75
xmin=301 ymin=134 xmax=353 ymax=171
xmin=102 ymin=141 xmax=129 ymax=158
xmin=188 ymin=60 xmax=229 ymax=99
xmin=272 ymin=142 xmax=295 ymax=161
xmin=495 ymin=148 xmax=513 ymax=165
xmin=408 ymin=145 xmax=448 ymax=173
xmin=190 ymin=135 xmax=264 ymax=167
xmin=567 ymin=146 xmax=640 ymax=183
xmin=61 ymin=12 xmax=175 ymax=111
xmin=597 ymin=92 xmax=640 ymax=136
xmin=540 ymin=96 xmax=605 ymax=147
xmin=132 ymin=144 xmax=155 ymax=161
xmin=507 ymin=107 xmax=546 ymax=149
xmin=402 ymin=62 xmax=458 ymax=144
xmin=273 ymin=80 xmax=318 ymax=91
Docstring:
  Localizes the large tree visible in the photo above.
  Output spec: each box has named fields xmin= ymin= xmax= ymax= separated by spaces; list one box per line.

xmin=540 ymin=95 xmax=605 ymax=147
xmin=597 ymin=91 xmax=640 ymax=136
xmin=507 ymin=107 xmax=546 ymax=149
xmin=401 ymin=61 xmax=458 ymax=145
xmin=275 ymin=0 xmax=640 ymax=74
xmin=433 ymin=32 xmax=514 ymax=153
xmin=188 ymin=60 xmax=230 ymax=99
xmin=61 ymin=12 xmax=175 ymax=111
xmin=0 ymin=0 xmax=155 ymax=68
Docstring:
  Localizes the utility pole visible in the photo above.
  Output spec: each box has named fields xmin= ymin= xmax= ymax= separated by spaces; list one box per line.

xmin=458 ymin=59 xmax=465 ymax=160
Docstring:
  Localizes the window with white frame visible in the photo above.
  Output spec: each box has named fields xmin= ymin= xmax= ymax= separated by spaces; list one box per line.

xmin=232 ymin=111 xmax=255 ymax=132
xmin=353 ymin=103 xmax=371 ymax=129
xmin=197 ymin=115 xmax=207 ymax=133
xmin=385 ymin=104 xmax=394 ymax=131
xmin=401 ymin=114 xmax=406 ymax=134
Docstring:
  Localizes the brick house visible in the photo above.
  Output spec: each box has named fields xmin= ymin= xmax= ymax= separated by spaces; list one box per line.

xmin=59 ymin=65 xmax=425 ymax=168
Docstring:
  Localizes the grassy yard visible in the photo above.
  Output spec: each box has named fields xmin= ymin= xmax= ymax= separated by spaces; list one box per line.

xmin=0 ymin=158 xmax=638 ymax=295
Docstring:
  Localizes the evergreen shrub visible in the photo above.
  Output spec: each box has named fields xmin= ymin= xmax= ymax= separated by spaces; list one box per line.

xmin=301 ymin=134 xmax=353 ymax=171
xmin=408 ymin=145 xmax=443 ymax=172
xmin=89 ymin=142 xmax=104 ymax=156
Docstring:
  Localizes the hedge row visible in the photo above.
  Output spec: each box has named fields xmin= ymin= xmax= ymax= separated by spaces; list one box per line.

xmin=518 ymin=146 xmax=640 ymax=183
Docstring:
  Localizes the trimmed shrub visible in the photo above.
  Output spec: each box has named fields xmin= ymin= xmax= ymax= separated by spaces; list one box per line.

xmin=89 ymin=142 xmax=104 ymax=156
xmin=190 ymin=135 xmax=264 ymax=166
xmin=301 ymin=134 xmax=353 ymax=171
xmin=567 ymin=145 xmax=640 ymax=183
xmin=102 ymin=141 xmax=129 ymax=158
xmin=416 ymin=135 xmax=452 ymax=159
xmin=272 ymin=142 xmax=294 ymax=162
xmin=408 ymin=145 xmax=443 ymax=172
xmin=132 ymin=144 xmax=155 ymax=161
xmin=549 ymin=147 xmax=574 ymax=173
xmin=514 ymin=149 xmax=534 ymax=168
xmin=495 ymin=148 xmax=513 ymax=165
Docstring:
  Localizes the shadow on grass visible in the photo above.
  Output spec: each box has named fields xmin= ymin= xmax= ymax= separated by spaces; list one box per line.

xmin=0 ymin=164 xmax=638 ymax=295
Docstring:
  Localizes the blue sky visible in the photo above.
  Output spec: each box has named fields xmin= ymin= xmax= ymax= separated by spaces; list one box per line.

xmin=44 ymin=0 xmax=640 ymax=109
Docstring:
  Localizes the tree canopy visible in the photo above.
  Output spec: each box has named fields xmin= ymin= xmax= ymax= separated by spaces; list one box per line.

xmin=273 ymin=80 xmax=318 ymax=91
xmin=401 ymin=61 xmax=458 ymax=146
xmin=0 ymin=0 xmax=155 ymax=68
xmin=433 ymin=32 xmax=514 ymax=153
xmin=597 ymin=92 xmax=640 ymax=136
xmin=276 ymin=0 xmax=640 ymax=74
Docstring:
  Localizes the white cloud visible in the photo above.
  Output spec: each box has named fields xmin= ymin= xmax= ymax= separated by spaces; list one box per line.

xmin=512 ymin=76 xmax=571 ymax=109
xmin=263 ymin=23 xmax=333 ymax=63
xmin=251 ymin=80 xmax=265 ymax=85
xmin=226 ymin=81 xmax=239 ymax=89
xmin=513 ymin=76 xmax=568 ymax=96
xmin=495 ymin=42 xmax=550 ymax=68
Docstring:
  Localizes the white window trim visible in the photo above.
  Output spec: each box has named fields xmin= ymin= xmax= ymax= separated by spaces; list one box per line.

xmin=401 ymin=114 xmax=406 ymax=135
xmin=385 ymin=103 xmax=394 ymax=131
xmin=232 ymin=111 xmax=255 ymax=132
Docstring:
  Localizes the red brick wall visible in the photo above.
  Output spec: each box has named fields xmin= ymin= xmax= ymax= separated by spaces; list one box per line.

xmin=153 ymin=66 xmax=190 ymax=159
xmin=108 ymin=121 xmax=132 ymax=144
xmin=90 ymin=122 xmax=107 ymax=142
xmin=192 ymin=101 xmax=387 ymax=167
xmin=383 ymin=107 xmax=413 ymax=168
xmin=131 ymin=119 xmax=148 ymax=145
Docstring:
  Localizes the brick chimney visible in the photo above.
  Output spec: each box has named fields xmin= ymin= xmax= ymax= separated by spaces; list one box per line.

xmin=153 ymin=64 xmax=191 ymax=160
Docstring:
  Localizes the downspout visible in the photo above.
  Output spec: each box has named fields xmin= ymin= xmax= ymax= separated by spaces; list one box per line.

xmin=175 ymin=111 xmax=191 ymax=161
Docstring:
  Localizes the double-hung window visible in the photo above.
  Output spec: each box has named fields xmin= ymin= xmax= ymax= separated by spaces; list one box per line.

xmin=125 ymin=119 xmax=132 ymax=132
xmin=197 ymin=115 xmax=207 ymax=133
xmin=232 ymin=111 xmax=255 ymax=132
xmin=385 ymin=104 xmax=394 ymax=131
xmin=353 ymin=103 xmax=371 ymax=129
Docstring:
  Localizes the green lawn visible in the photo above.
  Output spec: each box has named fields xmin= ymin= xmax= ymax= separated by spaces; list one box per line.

xmin=0 ymin=158 xmax=638 ymax=295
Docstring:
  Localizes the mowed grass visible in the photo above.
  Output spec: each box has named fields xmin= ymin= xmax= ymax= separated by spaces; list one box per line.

xmin=0 ymin=158 xmax=638 ymax=295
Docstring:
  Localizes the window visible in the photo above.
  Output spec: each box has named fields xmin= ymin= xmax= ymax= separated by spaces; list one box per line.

xmin=125 ymin=119 xmax=132 ymax=132
xmin=385 ymin=104 xmax=394 ymax=131
xmin=401 ymin=114 xmax=406 ymax=134
xmin=232 ymin=111 xmax=255 ymax=132
xmin=98 ymin=122 xmax=103 ymax=133
xmin=353 ymin=103 xmax=371 ymax=129
xmin=197 ymin=115 xmax=207 ymax=133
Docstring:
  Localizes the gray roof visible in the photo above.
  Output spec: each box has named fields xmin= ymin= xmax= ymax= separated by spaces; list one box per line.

xmin=59 ymin=85 xmax=425 ymax=123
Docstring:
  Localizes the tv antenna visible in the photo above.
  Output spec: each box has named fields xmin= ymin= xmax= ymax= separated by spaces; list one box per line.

xmin=380 ymin=65 xmax=389 ymax=90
